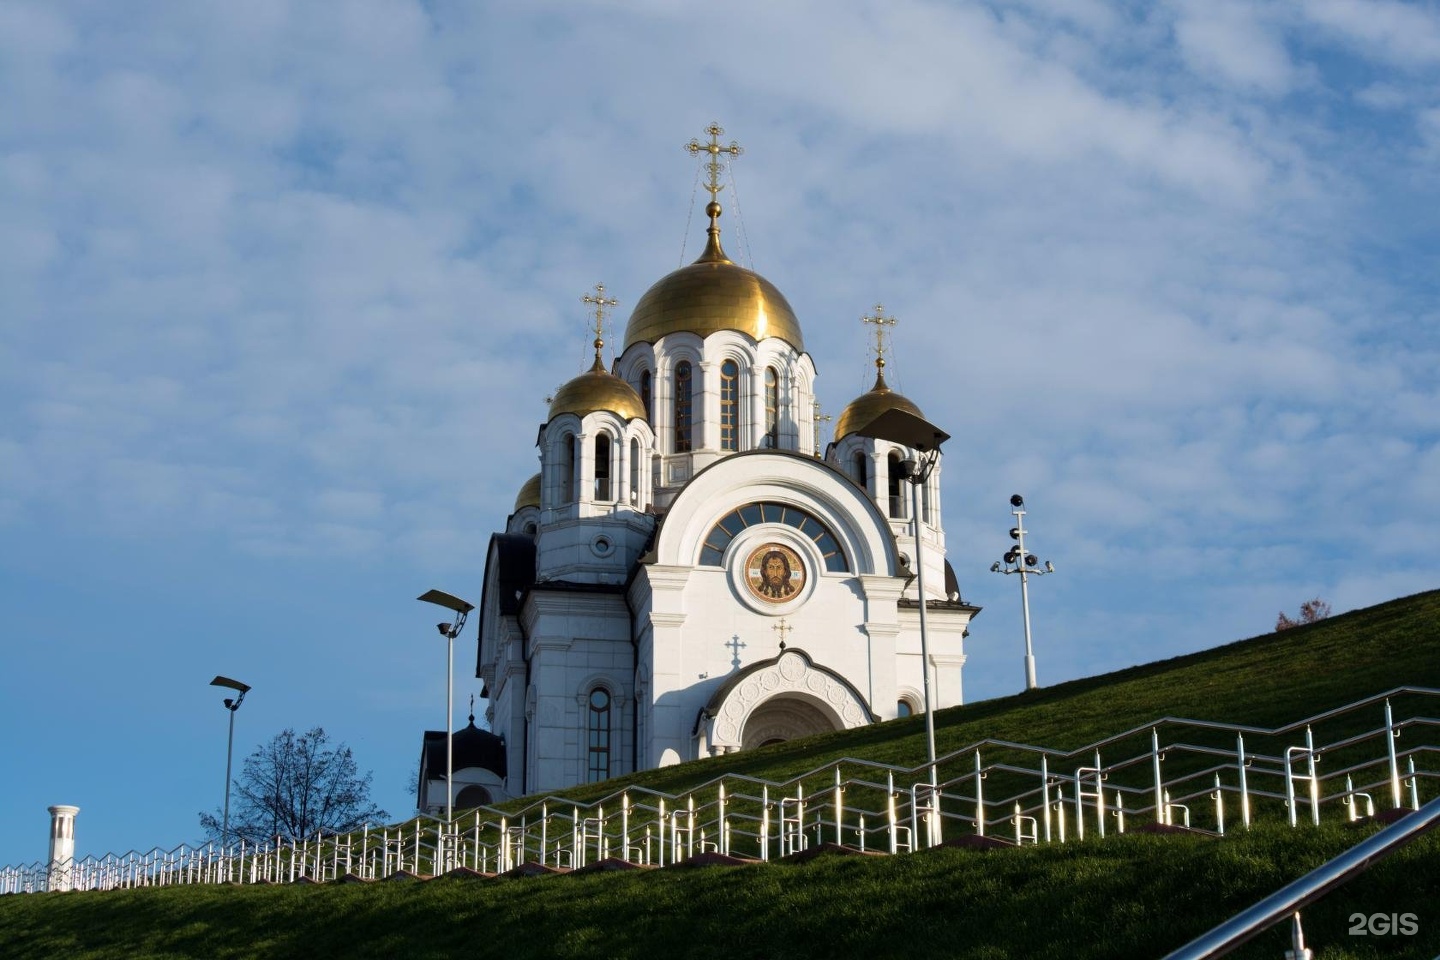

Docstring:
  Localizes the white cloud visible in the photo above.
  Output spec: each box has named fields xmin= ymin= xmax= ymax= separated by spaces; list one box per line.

xmin=1172 ymin=0 xmax=1299 ymax=95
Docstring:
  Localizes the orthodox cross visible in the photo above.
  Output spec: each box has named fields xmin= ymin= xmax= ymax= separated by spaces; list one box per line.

xmin=685 ymin=122 xmax=743 ymax=201
xmin=861 ymin=303 xmax=898 ymax=375
xmin=581 ymin=282 xmax=619 ymax=366
xmin=811 ymin=398 xmax=832 ymax=456
xmin=726 ymin=634 xmax=747 ymax=669
xmin=773 ymin=618 xmax=792 ymax=652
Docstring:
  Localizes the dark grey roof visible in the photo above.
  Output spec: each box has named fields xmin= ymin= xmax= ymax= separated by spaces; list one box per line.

xmin=419 ymin=722 xmax=506 ymax=782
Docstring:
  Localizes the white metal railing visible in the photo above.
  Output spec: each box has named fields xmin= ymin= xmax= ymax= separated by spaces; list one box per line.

xmin=4 ymin=687 xmax=1436 ymax=895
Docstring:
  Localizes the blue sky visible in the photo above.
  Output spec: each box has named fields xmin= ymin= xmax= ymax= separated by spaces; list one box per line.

xmin=3 ymin=0 xmax=1439 ymax=865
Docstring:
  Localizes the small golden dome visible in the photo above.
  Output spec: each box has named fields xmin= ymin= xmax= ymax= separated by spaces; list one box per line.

xmin=547 ymin=358 xmax=648 ymax=422
xmin=513 ymin=473 xmax=541 ymax=512
xmin=833 ymin=370 xmax=925 ymax=442
xmin=623 ymin=205 xmax=804 ymax=352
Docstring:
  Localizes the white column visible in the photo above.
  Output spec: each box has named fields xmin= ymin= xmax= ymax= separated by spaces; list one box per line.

xmin=47 ymin=805 xmax=80 ymax=892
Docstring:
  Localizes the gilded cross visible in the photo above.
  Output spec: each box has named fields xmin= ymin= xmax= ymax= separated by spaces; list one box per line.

xmin=811 ymin=398 xmax=832 ymax=456
xmin=773 ymin=618 xmax=792 ymax=652
xmin=861 ymin=304 xmax=898 ymax=373
xmin=726 ymin=634 xmax=747 ymax=669
xmin=685 ymin=122 xmax=743 ymax=201
xmin=581 ymin=282 xmax=619 ymax=364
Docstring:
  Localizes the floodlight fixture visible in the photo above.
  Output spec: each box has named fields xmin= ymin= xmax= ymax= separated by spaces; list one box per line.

xmin=417 ymin=589 xmax=475 ymax=615
xmin=1011 ymin=494 xmax=1025 ymax=508
xmin=419 ymin=589 xmax=474 ymax=831
xmin=210 ymin=675 xmax=250 ymax=853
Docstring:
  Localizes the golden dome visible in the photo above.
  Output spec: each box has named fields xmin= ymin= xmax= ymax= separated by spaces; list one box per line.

xmin=623 ymin=204 xmax=804 ymax=352
xmin=833 ymin=370 xmax=925 ymax=442
xmin=547 ymin=358 xmax=648 ymax=422
xmin=513 ymin=472 xmax=541 ymax=512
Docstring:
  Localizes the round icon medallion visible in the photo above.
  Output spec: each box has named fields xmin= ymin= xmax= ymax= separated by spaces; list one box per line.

xmin=744 ymin=543 xmax=806 ymax=604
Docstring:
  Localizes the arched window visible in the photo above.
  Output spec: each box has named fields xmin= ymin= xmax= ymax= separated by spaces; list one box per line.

xmin=720 ymin=359 xmax=739 ymax=451
xmin=640 ymin=370 xmax=652 ymax=421
xmin=594 ymin=434 xmax=612 ymax=501
xmin=887 ymin=452 xmax=905 ymax=519
xmin=897 ymin=699 xmax=915 ymax=718
xmin=559 ymin=434 xmax=576 ymax=503
xmin=629 ymin=438 xmax=640 ymax=505
xmin=765 ymin=367 xmax=779 ymax=448
xmin=587 ymin=688 xmax=611 ymax=782
xmin=674 ymin=361 xmax=693 ymax=453
xmin=853 ymin=452 xmax=868 ymax=492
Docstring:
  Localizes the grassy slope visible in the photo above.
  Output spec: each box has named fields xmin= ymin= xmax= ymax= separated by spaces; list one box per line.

xmin=3 ymin=589 xmax=1437 ymax=960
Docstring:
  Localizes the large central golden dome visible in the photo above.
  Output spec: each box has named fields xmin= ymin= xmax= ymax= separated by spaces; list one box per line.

xmin=623 ymin=203 xmax=804 ymax=352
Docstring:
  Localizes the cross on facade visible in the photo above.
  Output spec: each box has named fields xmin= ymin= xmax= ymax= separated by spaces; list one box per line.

xmin=581 ymin=282 xmax=619 ymax=366
xmin=861 ymin=303 xmax=899 ymax=374
xmin=726 ymin=634 xmax=747 ymax=669
xmin=685 ymin=122 xmax=743 ymax=201
xmin=811 ymin=398 xmax=833 ymax=456
xmin=773 ymin=618 xmax=792 ymax=652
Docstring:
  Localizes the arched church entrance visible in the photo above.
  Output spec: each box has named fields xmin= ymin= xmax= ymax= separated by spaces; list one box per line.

xmin=702 ymin=649 xmax=874 ymax=755
xmin=741 ymin=695 xmax=840 ymax=749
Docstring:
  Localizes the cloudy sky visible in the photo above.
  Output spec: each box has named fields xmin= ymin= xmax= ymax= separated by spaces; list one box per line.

xmin=3 ymin=0 xmax=1438 ymax=864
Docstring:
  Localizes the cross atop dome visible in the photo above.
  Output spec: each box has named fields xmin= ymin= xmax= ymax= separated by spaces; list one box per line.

xmin=685 ymin=122 xmax=743 ymax=205
xmin=862 ymin=303 xmax=899 ymax=378
xmin=581 ymin=282 xmax=618 ymax=369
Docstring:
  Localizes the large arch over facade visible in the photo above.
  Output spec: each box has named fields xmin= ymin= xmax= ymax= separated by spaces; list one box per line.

xmin=654 ymin=450 xmax=901 ymax=577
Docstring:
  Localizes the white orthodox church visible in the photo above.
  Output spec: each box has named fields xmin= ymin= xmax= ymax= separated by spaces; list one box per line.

xmin=418 ymin=128 xmax=979 ymax=811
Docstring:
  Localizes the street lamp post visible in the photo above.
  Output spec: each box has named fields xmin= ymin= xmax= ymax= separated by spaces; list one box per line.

xmin=900 ymin=453 xmax=941 ymax=834
xmin=417 ymin=589 xmax=474 ymax=827
xmin=990 ymin=494 xmax=1055 ymax=691
xmin=209 ymin=675 xmax=251 ymax=853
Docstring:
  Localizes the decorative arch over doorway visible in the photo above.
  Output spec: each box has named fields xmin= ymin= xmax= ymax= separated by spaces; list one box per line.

xmin=701 ymin=649 xmax=874 ymax=754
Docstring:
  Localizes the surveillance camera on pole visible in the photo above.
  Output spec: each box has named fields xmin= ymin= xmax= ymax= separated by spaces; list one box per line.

xmin=990 ymin=494 xmax=1055 ymax=691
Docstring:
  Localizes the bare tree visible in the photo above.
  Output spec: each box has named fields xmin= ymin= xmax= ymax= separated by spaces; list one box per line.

xmin=199 ymin=727 xmax=388 ymax=844
xmin=1276 ymin=597 xmax=1333 ymax=631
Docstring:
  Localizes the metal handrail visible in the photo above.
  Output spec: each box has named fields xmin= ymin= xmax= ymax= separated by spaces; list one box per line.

xmin=1161 ymin=794 xmax=1440 ymax=959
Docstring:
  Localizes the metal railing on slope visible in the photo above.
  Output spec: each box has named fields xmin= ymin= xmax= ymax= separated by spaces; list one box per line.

xmin=1162 ymin=793 xmax=1440 ymax=960
xmin=3 ymin=687 xmax=1436 ymax=893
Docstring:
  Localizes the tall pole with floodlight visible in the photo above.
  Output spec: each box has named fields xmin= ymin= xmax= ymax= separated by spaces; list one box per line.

xmin=990 ymin=494 xmax=1055 ymax=691
xmin=418 ymin=589 xmax=474 ymax=826
xmin=210 ymin=675 xmax=251 ymax=852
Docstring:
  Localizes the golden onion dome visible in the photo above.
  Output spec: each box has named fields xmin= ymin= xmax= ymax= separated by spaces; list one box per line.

xmin=623 ymin=202 xmax=804 ymax=352
xmin=833 ymin=369 xmax=925 ymax=442
xmin=547 ymin=357 xmax=648 ymax=422
xmin=513 ymin=472 xmax=541 ymax=512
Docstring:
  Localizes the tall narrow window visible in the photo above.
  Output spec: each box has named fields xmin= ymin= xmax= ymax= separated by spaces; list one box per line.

xmin=640 ymin=370 xmax=652 ymax=421
xmin=888 ymin=452 xmax=905 ymax=519
xmin=629 ymin=438 xmax=640 ymax=505
xmin=853 ymin=452 xmax=868 ymax=493
xmin=587 ymin=688 xmax=611 ymax=782
xmin=594 ymin=434 xmax=612 ymax=501
xmin=559 ymin=434 xmax=576 ymax=503
xmin=674 ymin=361 xmax=693 ymax=453
xmin=921 ymin=473 xmax=932 ymax=524
xmin=720 ymin=359 xmax=739 ymax=451
xmin=765 ymin=367 xmax=779 ymax=448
